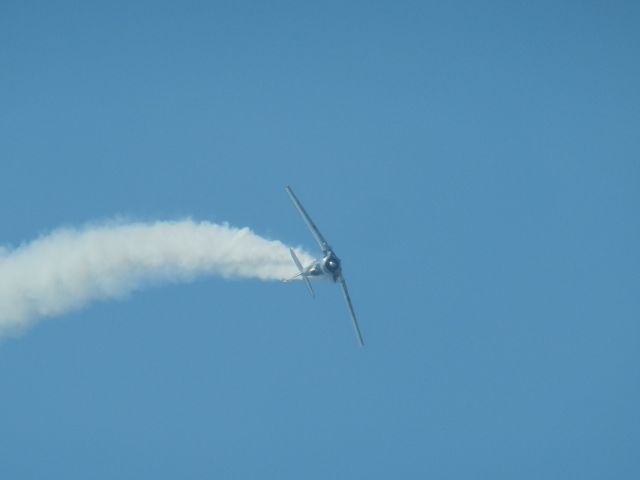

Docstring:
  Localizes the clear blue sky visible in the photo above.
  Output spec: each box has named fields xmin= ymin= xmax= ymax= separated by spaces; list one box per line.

xmin=1 ymin=1 xmax=638 ymax=478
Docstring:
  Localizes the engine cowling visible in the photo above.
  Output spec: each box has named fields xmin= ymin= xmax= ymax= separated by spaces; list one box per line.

xmin=323 ymin=253 xmax=341 ymax=274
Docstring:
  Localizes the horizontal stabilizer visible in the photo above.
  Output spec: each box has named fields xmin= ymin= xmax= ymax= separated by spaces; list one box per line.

xmin=289 ymin=248 xmax=315 ymax=298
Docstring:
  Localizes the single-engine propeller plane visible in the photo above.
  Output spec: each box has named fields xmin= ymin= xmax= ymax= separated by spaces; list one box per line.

xmin=284 ymin=186 xmax=364 ymax=346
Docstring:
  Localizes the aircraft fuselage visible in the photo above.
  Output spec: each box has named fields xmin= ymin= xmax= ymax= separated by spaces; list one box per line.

xmin=305 ymin=250 xmax=341 ymax=282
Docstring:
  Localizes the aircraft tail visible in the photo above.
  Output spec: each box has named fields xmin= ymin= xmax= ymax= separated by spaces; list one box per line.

xmin=287 ymin=248 xmax=315 ymax=298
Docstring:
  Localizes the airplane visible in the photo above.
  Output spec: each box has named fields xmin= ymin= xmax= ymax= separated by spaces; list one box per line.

xmin=284 ymin=186 xmax=364 ymax=346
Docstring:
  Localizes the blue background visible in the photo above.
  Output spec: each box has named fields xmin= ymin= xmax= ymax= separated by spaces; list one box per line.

xmin=1 ymin=1 xmax=638 ymax=478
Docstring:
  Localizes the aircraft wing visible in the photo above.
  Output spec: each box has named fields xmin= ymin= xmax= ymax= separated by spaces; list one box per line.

xmin=285 ymin=186 xmax=330 ymax=254
xmin=338 ymin=275 xmax=364 ymax=346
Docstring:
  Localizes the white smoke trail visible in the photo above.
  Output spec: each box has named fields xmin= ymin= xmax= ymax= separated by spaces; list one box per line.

xmin=0 ymin=219 xmax=314 ymax=335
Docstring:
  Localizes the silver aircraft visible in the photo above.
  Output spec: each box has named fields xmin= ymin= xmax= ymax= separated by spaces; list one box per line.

xmin=284 ymin=186 xmax=364 ymax=346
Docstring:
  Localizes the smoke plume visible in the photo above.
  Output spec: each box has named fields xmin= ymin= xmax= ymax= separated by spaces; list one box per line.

xmin=0 ymin=219 xmax=313 ymax=335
